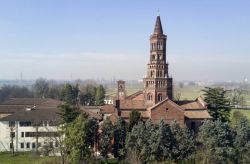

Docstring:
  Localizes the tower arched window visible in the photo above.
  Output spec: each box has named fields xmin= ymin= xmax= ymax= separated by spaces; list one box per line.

xmin=157 ymin=93 xmax=163 ymax=102
xmin=147 ymin=93 xmax=153 ymax=101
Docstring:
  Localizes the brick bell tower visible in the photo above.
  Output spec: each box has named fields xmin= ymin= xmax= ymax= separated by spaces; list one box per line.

xmin=143 ymin=15 xmax=173 ymax=107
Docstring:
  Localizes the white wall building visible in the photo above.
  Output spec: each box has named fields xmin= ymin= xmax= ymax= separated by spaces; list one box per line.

xmin=0 ymin=98 xmax=62 ymax=153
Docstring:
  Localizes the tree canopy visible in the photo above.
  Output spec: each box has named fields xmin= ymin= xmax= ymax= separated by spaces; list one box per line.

xmin=203 ymin=87 xmax=232 ymax=122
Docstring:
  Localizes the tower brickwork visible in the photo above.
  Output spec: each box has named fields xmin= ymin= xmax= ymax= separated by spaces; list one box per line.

xmin=143 ymin=16 xmax=173 ymax=107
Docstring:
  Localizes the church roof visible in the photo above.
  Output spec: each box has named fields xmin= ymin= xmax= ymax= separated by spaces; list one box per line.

xmin=153 ymin=16 xmax=163 ymax=35
xmin=126 ymin=91 xmax=144 ymax=100
xmin=184 ymin=110 xmax=212 ymax=119
xmin=120 ymin=99 xmax=146 ymax=110
xmin=175 ymin=97 xmax=207 ymax=110
xmin=149 ymin=98 xmax=183 ymax=112
xmin=100 ymin=104 xmax=116 ymax=114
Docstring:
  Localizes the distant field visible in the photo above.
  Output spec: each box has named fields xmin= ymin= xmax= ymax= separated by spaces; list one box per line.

xmin=106 ymin=84 xmax=250 ymax=105
xmin=175 ymin=86 xmax=205 ymax=100
xmin=106 ymin=84 xmax=204 ymax=100
xmin=245 ymin=94 xmax=250 ymax=105
xmin=106 ymin=83 xmax=143 ymax=97
xmin=231 ymin=109 xmax=250 ymax=121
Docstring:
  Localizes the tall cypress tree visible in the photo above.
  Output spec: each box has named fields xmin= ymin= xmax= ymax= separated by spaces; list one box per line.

xmin=128 ymin=110 xmax=141 ymax=132
xmin=113 ymin=117 xmax=126 ymax=159
xmin=95 ymin=85 xmax=105 ymax=106
xmin=100 ymin=118 xmax=113 ymax=159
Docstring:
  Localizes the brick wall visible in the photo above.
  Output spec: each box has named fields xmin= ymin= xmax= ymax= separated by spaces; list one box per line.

xmin=151 ymin=100 xmax=185 ymax=127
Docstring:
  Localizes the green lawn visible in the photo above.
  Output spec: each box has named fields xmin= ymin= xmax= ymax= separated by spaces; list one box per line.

xmin=0 ymin=152 xmax=58 ymax=164
xmin=231 ymin=109 xmax=250 ymax=121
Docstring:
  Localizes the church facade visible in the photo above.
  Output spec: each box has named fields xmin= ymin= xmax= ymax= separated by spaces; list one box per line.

xmin=101 ymin=16 xmax=211 ymax=131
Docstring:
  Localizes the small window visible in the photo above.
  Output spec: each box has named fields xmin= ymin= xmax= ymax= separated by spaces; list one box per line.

xmin=157 ymin=94 xmax=163 ymax=102
xmin=10 ymin=132 xmax=15 ymax=138
xmin=26 ymin=143 xmax=30 ymax=149
xmin=19 ymin=121 xmax=32 ymax=127
xmin=9 ymin=121 xmax=15 ymax=127
xmin=32 ymin=142 xmax=36 ymax=149
xmin=166 ymin=108 xmax=169 ymax=111
xmin=10 ymin=143 xmax=13 ymax=149
xmin=21 ymin=132 xmax=24 ymax=137
xmin=20 ymin=143 xmax=24 ymax=149
xmin=44 ymin=121 xmax=48 ymax=126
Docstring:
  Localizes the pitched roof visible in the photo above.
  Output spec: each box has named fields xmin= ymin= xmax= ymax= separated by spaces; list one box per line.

xmin=1 ymin=98 xmax=62 ymax=107
xmin=120 ymin=99 xmax=146 ymax=110
xmin=0 ymin=98 xmax=63 ymax=115
xmin=126 ymin=91 xmax=144 ymax=100
xmin=80 ymin=107 xmax=102 ymax=120
xmin=184 ymin=110 xmax=212 ymax=119
xmin=100 ymin=104 xmax=116 ymax=114
xmin=149 ymin=98 xmax=183 ymax=112
xmin=0 ymin=105 xmax=31 ymax=113
xmin=175 ymin=97 xmax=206 ymax=110
xmin=0 ymin=107 xmax=60 ymax=122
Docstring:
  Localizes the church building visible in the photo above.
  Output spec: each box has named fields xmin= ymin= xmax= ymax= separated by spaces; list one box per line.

xmin=101 ymin=15 xmax=212 ymax=131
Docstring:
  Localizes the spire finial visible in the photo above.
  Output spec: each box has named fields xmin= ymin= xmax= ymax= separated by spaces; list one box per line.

xmin=157 ymin=8 xmax=160 ymax=16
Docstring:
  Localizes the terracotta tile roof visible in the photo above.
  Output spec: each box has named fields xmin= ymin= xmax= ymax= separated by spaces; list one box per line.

xmin=149 ymin=98 xmax=183 ymax=112
xmin=126 ymin=91 xmax=144 ymax=100
xmin=184 ymin=110 xmax=212 ymax=119
xmin=0 ymin=105 xmax=31 ymax=113
xmin=79 ymin=107 xmax=102 ymax=120
xmin=100 ymin=105 xmax=116 ymax=114
xmin=0 ymin=98 xmax=63 ymax=116
xmin=175 ymin=97 xmax=206 ymax=110
xmin=0 ymin=107 xmax=60 ymax=122
xmin=1 ymin=98 xmax=62 ymax=107
xmin=120 ymin=99 xmax=146 ymax=110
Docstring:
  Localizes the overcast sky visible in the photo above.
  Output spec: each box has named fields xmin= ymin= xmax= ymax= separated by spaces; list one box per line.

xmin=0 ymin=0 xmax=249 ymax=81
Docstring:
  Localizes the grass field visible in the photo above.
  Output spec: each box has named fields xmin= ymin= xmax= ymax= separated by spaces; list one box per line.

xmin=0 ymin=152 xmax=58 ymax=164
xmin=231 ymin=109 xmax=250 ymax=121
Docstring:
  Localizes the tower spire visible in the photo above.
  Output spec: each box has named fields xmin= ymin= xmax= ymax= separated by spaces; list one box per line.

xmin=153 ymin=15 xmax=163 ymax=35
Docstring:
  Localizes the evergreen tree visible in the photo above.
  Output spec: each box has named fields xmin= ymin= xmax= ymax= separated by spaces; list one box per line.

xmin=170 ymin=121 xmax=195 ymax=162
xmin=100 ymin=118 xmax=113 ymax=159
xmin=198 ymin=120 xmax=235 ymax=164
xmin=85 ymin=118 xmax=99 ymax=150
xmin=61 ymin=83 xmax=79 ymax=105
xmin=144 ymin=119 xmax=157 ymax=161
xmin=234 ymin=117 xmax=250 ymax=163
xmin=64 ymin=114 xmax=90 ymax=164
xmin=128 ymin=110 xmax=141 ymax=132
xmin=95 ymin=85 xmax=105 ymax=106
xmin=154 ymin=120 xmax=175 ymax=161
xmin=203 ymin=87 xmax=232 ymax=122
xmin=58 ymin=104 xmax=80 ymax=124
xmin=125 ymin=121 xmax=146 ymax=161
xmin=113 ymin=117 xmax=126 ymax=159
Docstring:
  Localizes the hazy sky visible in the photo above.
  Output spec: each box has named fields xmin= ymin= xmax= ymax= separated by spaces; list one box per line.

xmin=0 ymin=0 xmax=249 ymax=81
